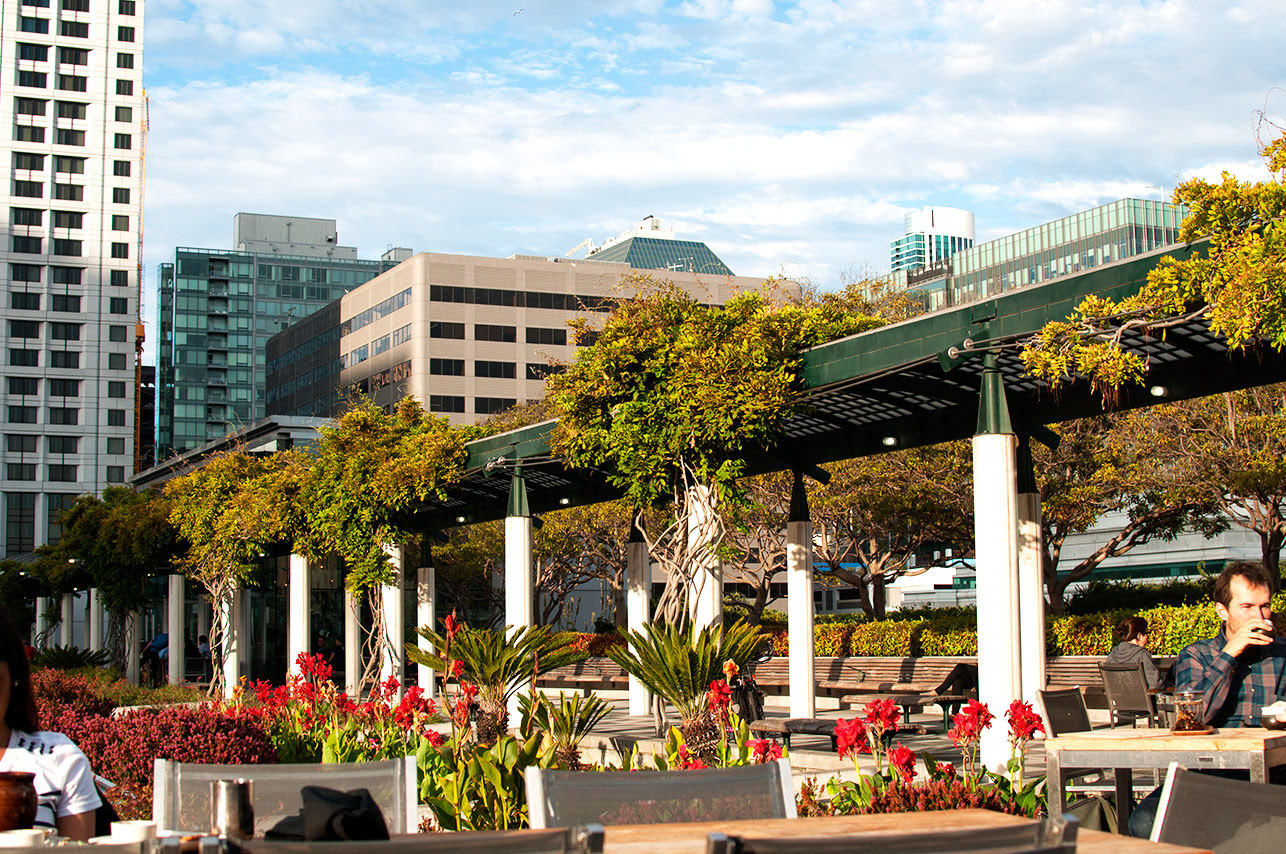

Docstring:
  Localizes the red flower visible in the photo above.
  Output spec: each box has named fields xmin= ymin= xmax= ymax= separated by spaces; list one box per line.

xmin=707 ymin=679 xmax=732 ymax=724
xmin=1006 ymin=700 xmax=1045 ymax=742
xmin=444 ymin=611 xmax=462 ymax=641
xmin=887 ymin=743 xmax=916 ymax=783
xmin=450 ymin=659 xmax=464 ymax=679
xmin=423 ymin=729 xmax=445 ymax=747
xmin=949 ymin=699 xmax=994 ymax=748
xmin=747 ymin=739 xmax=783 ymax=763
xmin=939 ymin=762 xmax=956 ymax=778
xmin=453 ymin=681 xmax=478 ymax=727
xmin=834 ymin=717 xmax=871 ymax=759
xmin=677 ymin=745 xmax=706 ymax=770
xmin=863 ymin=698 xmax=901 ymax=736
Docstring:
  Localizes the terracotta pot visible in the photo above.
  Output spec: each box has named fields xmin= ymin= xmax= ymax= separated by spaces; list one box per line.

xmin=0 ymin=771 xmax=38 ymax=831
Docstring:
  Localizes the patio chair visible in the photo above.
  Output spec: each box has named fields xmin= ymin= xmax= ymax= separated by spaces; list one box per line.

xmin=706 ymin=815 xmax=1078 ymax=854
xmin=227 ymin=826 xmax=604 ymax=854
xmin=1151 ymin=761 xmax=1286 ymax=853
xmin=1098 ymin=662 xmax=1157 ymax=727
xmin=1036 ymin=688 xmax=1092 ymax=737
xmin=152 ymin=756 xmax=416 ymax=835
xmin=525 ymin=758 xmax=796 ymax=829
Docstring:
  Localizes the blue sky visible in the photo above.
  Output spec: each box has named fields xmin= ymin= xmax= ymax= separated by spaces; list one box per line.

xmin=140 ymin=0 xmax=1286 ymax=359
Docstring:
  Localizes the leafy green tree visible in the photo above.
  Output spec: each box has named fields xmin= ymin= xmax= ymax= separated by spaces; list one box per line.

xmin=431 ymin=523 xmax=506 ymax=630
xmin=533 ymin=500 xmax=634 ymax=628
xmin=546 ymin=282 xmax=881 ymax=624
xmin=1022 ymin=125 xmax=1286 ymax=401
xmin=720 ymin=471 xmax=793 ymax=625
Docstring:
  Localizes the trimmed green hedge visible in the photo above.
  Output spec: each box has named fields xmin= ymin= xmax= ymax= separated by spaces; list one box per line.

xmin=736 ymin=592 xmax=1286 ymax=657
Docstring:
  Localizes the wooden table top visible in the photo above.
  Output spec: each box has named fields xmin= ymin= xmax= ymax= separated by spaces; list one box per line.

xmin=1046 ymin=726 xmax=1286 ymax=752
xmin=600 ymin=809 xmax=1211 ymax=854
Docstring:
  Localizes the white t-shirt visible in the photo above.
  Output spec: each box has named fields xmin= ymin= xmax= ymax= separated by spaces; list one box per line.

xmin=0 ymin=730 xmax=101 ymax=828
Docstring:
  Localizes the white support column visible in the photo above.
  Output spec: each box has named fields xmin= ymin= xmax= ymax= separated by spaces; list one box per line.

xmin=167 ymin=575 xmax=184 ymax=686
xmin=1016 ymin=492 xmax=1046 ymax=705
xmin=344 ymin=587 xmax=361 ymax=697
xmin=505 ymin=466 xmax=535 ymax=725
xmin=380 ymin=544 xmax=406 ymax=695
xmin=125 ymin=610 xmax=140 ymax=686
xmin=786 ymin=472 xmax=816 ymax=718
xmin=287 ymin=553 xmax=310 ymax=678
xmin=221 ymin=589 xmax=242 ymax=700
xmin=973 ymin=353 xmax=1021 ymax=773
xmin=416 ymin=562 xmax=436 ymax=700
xmin=687 ymin=484 xmax=723 ymax=629
xmin=60 ymin=594 xmax=73 ymax=647
xmin=88 ymin=588 xmax=103 ymax=652
xmin=626 ymin=524 xmax=652 ymax=716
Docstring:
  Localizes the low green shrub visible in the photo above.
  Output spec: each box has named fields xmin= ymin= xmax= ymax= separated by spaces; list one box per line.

xmin=849 ymin=620 xmax=923 ymax=656
xmin=918 ymin=614 xmax=977 ymax=656
xmin=1065 ymin=577 xmax=1216 ymax=615
xmin=815 ymin=623 xmax=854 ymax=655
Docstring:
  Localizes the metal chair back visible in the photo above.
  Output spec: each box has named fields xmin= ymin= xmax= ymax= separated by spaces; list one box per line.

xmin=1036 ymin=688 xmax=1091 ymax=736
xmin=228 ymin=826 xmax=604 ymax=854
xmin=707 ymin=815 xmax=1078 ymax=854
xmin=1152 ymin=762 xmax=1286 ymax=853
xmin=1098 ymin=662 xmax=1156 ymax=727
xmin=152 ymin=756 xmax=416 ymax=835
xmin=526 ymin=758 xmax=795 ymax=829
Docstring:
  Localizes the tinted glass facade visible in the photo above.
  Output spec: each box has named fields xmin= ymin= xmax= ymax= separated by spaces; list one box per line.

xmin=587 ymin=237 xmax=734 ymax=275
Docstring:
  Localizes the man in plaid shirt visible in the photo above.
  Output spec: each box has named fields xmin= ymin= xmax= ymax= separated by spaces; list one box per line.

xmin=1129 ymin=561 xmax=1286 ymax=837
xmin=1172 ymin=560 xmax=1286 ymax=726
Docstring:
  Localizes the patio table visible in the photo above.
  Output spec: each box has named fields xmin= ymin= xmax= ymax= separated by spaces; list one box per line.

xmin=601 ymin=808 xmax=1210 ymax=853
xmin=1044 ymin=727 xmax=1286 ymax=831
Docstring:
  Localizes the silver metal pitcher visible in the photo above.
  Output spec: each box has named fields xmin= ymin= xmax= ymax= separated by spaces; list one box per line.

xmin=210 ymin=779 xmax=254 ymax=838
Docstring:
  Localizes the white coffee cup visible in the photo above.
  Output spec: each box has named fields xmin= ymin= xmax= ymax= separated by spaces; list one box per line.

xmin=110 ymin=821 xmax=157 ymax=844
xmin=0 ymin=828 xmax=47 ymax=847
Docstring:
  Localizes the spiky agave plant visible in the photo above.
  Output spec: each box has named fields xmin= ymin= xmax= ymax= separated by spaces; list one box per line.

xmin=607 ymin=620 xmax=763 ymax=760
xmin=521 ymin=691 xmax=614 ymax=769
xmin=408 ymin=623 xmax=585 ymax=745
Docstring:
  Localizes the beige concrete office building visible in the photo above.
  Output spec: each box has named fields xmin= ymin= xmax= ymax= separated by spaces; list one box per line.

xmin=266 ymin=251 xmax=776 ymax=423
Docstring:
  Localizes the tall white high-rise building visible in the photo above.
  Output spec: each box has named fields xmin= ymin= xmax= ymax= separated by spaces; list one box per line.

xmin=1 ymin=0 xmax=145 ymax=556
xmin=889 ymin=206 xmax=975 ymax=273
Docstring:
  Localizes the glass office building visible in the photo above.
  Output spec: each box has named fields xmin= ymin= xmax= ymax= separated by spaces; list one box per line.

xmin=889 ymin=206 xmax=976 ymax=273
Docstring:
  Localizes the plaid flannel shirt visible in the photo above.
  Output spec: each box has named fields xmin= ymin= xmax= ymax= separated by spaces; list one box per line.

xmin=1172 ymin=630 xmax=1286 ymax=727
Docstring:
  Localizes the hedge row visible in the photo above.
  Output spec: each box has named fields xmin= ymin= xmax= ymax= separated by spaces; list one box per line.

xmin=741 ymin=593 xmax=1286 ymax=657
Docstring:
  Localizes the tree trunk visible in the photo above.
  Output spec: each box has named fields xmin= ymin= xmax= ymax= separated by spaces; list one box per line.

xmin=1262 ymin=527 xmax=1284 ymax=591
xmin=872 ymin=574 xmax=887 ymax=619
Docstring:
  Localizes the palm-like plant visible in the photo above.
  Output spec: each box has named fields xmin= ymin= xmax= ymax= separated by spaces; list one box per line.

xmin=607 ymin=620 xmax=763 ymax=757
xmin=408 ymin=623 xmax=585 ymax=744
xmin=521 ymin=691 xmax=614 ymax=769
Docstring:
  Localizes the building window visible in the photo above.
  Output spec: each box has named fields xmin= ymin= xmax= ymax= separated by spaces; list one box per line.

xmin=61 ymin=0 xmax=91 ymax=11
xmin=5 ymin=492 xmax=37 ymax=555
xmin=115 ymin=80 xmax=133 ymax=96
xmin=111 ymin=187 xmax=129 ymax=203
xmin=109 ymin=297 xmax=128 ymax=314
xmin=117 ymin=25 xmax=135 ymax=41
xmin=52 ymin=239 xmax=81 ymax=257
xmin=106 ymin=409 xmax=125 ymax=426
xmin=47 ymin=464 xmax=76 ymax=482
xmin=17 ymin=72 xmax=48 ymax=89
xmin=13 ymin=181 xmax=43 ymax=198
xmin=48 ymin=378 xmax=79 ymax=396
xmin=57 ymin=47 xmax=88 ymax=65
xmin=19 ymin=18 xmax=50 ymax=34
xmin=112 ymin=160 xmax=130 ymax=176
xmin=49 ymin=322 xmax=81 ymax=340
xmin=55 ymin=129 xmax=84 ymax=146
xmin=526 ymin=327 xmax=568 ymax=346
xmin=475 ymin=397 xmax=517 ymax=415
xmin=10 ymin=292 xmax=40 ymax=310
xmin=6 ymin=464 xmax=36 ymax=481
xmin=49 ymin=351 xmax=78 ymax=369
xmin=12 ymin=152 xmax=44 ymax=170
xmin=109 ymin=269 xmax=128 ymax=287
xmin=45 ymin=493 xmax=76 ymax=545
xmin=8 ymin=377 xmax=38 ymax=396
xmin=106 ymin=437 xmax=124 ymax=454
xmin=116 ymin=53 xmax=134 ymax=69
xmin=50 ymin=266 xmax=81 ymax=284
xmin=429 ymin=321 xmax=465 ymax=340
xmin=54 ymin=184 xmax=83 ymax=201
xmin=48 ymin=407 xmax=78 ymax=425
xmin=111 ymin=213 xmax=126 ymax=230
xmin=108 ymin=325 xmax=127 ymax=342
xmin=11 ymin=236 xmax=41 ymax=254
xmin=576 ymin=330 xmax=601 ymax=347
xmin=56 ymin=101 xmax=86 ymax=119
xmin=9 ymin=265 xmax=41 ymax=284
xmin=51 ymin=294 xmax=80 ymax=312
xmin=428 ymin=358 xmax=465 ymax=376
xmin=14 ymin=98 xmax=47 ymax=116
xmin=8 ymin=350 xmax=38 ymax=367
xmin=53 ymin=156 xmax=85 ymax=174
xmin=52 ymin=210 xmax=83 ymax=228
xmin=57 ymin=75 xmax=88 ymax=91
xmin=114 ymin=106 xmax=132 ymax=122
xmin=475 ymin=360 xmax=516 ymax=379
xmin=107 ymin=353 xmax=125 ymax=370
xmin=10 ymin=208 xmax=42 ymax=227
xmin=48 ymin=435 xmax=78 ymax=453
xmin=118 ymin=0 xmax=134 ymax=13
xmin=113 ymin=133 xmax=131 ymax=149
xmin=428 ymin=395 xmax=465 ymax=414
xmin=474 ymin=324 xmax=516 ymax=343
xmin=527 ymin=362 xmax=563 ymax=380
xmin=13 ymin=126 xmax=45 ymax=143
xmin=7 ymin=406 xmax=37 ymax=424
xmin=18 ymin=43 xmax=49 ymax=61
xmin=6 ymin=436 xmax=36 ymax=453
xmin=106 ymin=381 xmax=125 ymax=398
xmin=110 ymin=242 xmax=128 ymax=259
xmin=105 ymin=465 xmax=125 ymax=483
xmin=8 ymin=320 xmax=40 ymax=339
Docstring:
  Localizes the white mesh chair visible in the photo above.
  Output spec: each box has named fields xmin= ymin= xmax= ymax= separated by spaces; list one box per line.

xmin=707 ymin=815 xmax=1078 ymax=854
xmin=152 ymin=756 xmax=416 ymax=835
xmin=1151 ymin=761 xmax=1286 ymax=853
xmin=228 ymin=826 xmax=604 ymax=854
xmin=526 ymin=758 xmax=796 ymax=829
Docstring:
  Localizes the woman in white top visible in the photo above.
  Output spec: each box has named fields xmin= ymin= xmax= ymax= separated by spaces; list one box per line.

xmin=0 ymin=604 xmax=100 ymax=840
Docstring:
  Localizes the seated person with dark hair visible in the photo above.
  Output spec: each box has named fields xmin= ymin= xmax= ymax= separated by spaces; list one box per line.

xmin=1106 ymin=615 xmax=1162 ymax=689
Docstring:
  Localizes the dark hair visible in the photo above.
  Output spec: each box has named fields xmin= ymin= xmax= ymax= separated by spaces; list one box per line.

xmin=1115 ymin=616 xmax=1148 ymax=642
xmin=1213 ymin=561 xmax=1277 ymax=608
xmin=0 ymin=603 xmax=39 ymax=732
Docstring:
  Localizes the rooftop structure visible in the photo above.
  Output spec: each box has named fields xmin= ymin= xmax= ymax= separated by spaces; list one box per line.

xmin=567 ymin=216 xmax=735 ymax=275
xmin=889 ymin=206 xmax=976 ymax=273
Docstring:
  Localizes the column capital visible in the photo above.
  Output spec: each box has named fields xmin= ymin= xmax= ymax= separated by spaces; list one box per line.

xmin=507 ymin=463 xmax=530 ymax=518
xmin=976 ymin=352 xmax=1013 ymax=436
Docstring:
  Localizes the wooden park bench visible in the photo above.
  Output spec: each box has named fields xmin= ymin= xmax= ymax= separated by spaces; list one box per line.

xmin=535 ymin=659 xmax=628 ymax=695
xmin=747 ymin=716 xmax=927 ymax=749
